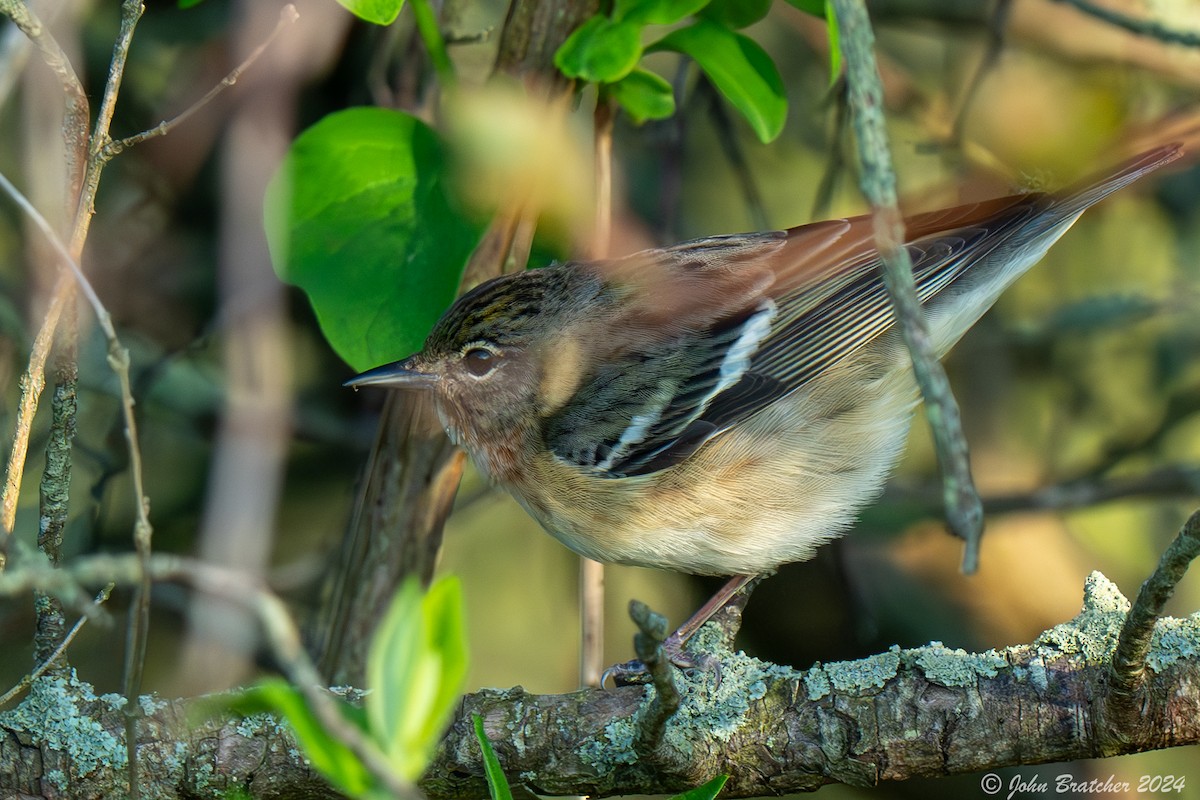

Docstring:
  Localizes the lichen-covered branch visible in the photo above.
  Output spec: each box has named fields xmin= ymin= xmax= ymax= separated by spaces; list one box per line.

xmin=831 ymin=0 xmax=984 ymax=571
xmin=1 ymin=569 xmax=1197 ymax=799
xmin=1100 ymin=510 xmax=1200 ymax=752
xmin=0 ymin=668 xmax=338 ymax=799
xmin=430 ymin=573 xmax=1200 ymax=798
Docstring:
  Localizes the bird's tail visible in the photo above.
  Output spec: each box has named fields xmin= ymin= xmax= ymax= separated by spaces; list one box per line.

xmin=1056 ymin=143 xmax=1183 ymax=217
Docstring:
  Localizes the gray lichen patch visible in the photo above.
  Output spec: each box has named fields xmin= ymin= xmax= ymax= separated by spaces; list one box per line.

xmin=911 ymin=642 xmax=1008 ymax=687
xmin=1035 ymin=572 xmax=1130 ymax=663
xmin=1025 ymin=657 xmax=1049 ymax=692
xmin=803 ymin=665 xmax=831 ymax=701
xmin=667 ymin=650 xmax=799 ymax=744
xmin=578 ymin=648 xmax=802 ymax=772
xmin=577 ymin=713 xmax=639 ymax=769
xmin=824 ymin=645 xmax=901 ymax=693
xmin=1147 ymin=613 xmax=1200 ymax=672
xmin=234 ymin=712 xmax=286 ymax=740
xmin=0 ymin=668 xmax=127 ymax=778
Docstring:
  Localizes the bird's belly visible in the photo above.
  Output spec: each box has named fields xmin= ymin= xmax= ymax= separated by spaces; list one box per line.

xmin=514 ymin=364 xmax=918 ymax=575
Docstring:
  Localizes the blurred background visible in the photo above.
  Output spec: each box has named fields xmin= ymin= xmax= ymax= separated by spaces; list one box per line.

xmin=1 ymin=0 xmax=1199 ymax=797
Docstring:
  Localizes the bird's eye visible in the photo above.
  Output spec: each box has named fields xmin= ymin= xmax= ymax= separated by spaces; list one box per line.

xmin=463 ymin=347 xmax=498 ymax=377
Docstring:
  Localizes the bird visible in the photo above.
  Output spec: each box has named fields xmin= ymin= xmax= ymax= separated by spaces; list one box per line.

xmin=347 ymin=144 xmax=1181 ymax=670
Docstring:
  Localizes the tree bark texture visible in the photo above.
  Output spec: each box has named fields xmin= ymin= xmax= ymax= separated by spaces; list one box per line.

xmin=3 ymin=573 xmax=1198 ymax=799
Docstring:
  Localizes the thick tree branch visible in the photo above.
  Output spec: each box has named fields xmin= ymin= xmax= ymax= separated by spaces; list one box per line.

xmin=430 ymin=572 xmax=1200 ymax=798
xmin=1 ymin=564 xmax=1197 ymax=798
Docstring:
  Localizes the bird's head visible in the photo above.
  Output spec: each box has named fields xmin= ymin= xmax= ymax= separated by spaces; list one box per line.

xmin=346 ymin=265 xmax=603 ymax=478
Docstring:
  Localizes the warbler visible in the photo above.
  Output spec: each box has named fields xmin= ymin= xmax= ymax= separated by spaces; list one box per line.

xmin=348 ymin=144 xmax=1180 ymax=653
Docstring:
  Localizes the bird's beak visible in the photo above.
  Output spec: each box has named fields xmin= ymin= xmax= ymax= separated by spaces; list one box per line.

xmin=344 ymin=357 xmax=438 ymax=390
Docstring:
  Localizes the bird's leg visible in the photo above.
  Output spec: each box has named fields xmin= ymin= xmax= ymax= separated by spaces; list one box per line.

xmin=603 ymin=573 xmax=763 ymax=687
xmin=671 ymin=573 xmax=759 ymax=646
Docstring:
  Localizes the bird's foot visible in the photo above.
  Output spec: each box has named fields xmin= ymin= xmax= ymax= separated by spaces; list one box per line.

xmin=602 ymin=575 xmax=766 ymax=688
xmin=601 ymin=633 xmax=721 ymax=687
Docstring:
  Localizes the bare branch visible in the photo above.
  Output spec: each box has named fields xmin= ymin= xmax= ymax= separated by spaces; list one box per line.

xmin=0 ymin=0 xmax=89 ymax=201
xmin=0 ymin=273 xmax=71 ymax=570
xmin=0 ymin=585 xmax=112 ymax=710
xmin=1050 ymin=0 xmax=1200 ymax=47
xmin=628 ymin=601 xmax=679 ymax=753
xmin=104 ymin=5 xmax=300 ymax=158
xmin=580 ymin=95 xmax=616 ymax=688
xmin=0 ymin=166 xmax=155 ymax=797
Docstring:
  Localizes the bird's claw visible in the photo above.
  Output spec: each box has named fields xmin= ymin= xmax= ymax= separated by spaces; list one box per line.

xmin=600 ymin=637 xmax=722 ymax=688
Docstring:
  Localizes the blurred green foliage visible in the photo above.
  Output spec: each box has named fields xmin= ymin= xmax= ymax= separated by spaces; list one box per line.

xmin=555 ymin=0 xmax=810 ymax=140
xmin=0 ymin=0 xmax=1198 ymax=796
xmin=265 ymin=107 xmax=482 ymax=371
xmin=236 ymin=576 xmax=468 ymax=796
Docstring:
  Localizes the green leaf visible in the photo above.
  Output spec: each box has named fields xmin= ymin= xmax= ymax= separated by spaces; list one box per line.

xmin=670 ymin=775 xmax=730 ymax=800
xmin=335 ymin=0 xmax=406 ymax=25
xmin=783 ymin=0 xmax=826 ymax=16
xmin=265 ymin=107 xmax=481 ymax=372
xmin=555 ymin=16 xmax=643 ymax=83
xmin=698 ymin=0 xmax=771 ymax=28
xmin=651 ymin=21 xmax=787 ymax=143
xmin=177 ymin=0 xmax=205 ymax=8
xmin=236 ymin=679 xmax=376 ymax=796
xmin=610 ymin=69 xmax=676 ymax=123
xmin=473 ymin=715 xmax=514 ymax=800
xmin=616 ymin=0 xmax=711 ymax=25
xmin=366 ymin=575 xmax=469 ymax=781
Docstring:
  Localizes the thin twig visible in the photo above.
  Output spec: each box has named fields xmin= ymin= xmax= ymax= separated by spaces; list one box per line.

xmin=1051 ymin=0 xmax=1200 ymax=47
xmin=886 ymin=464 xmax=1200 ymax=517
xmin=0 ymin=173 xmax=119 ymax=351
xmin=950 ymin=0 xmax=1012 ymax=146
xmin=0 ymin=0 xmax=89 ymax=201
xmin=812 ymin=77 xmax=848 ymax=219
xmin=628 ymin=600 xmax=680 ymax=752
xmin=0 ymin=275 xmax=69 ymax=570
xmin=0 ymin=553 xmax=419 ymax=800
xmin=0 ymin=0 xmax=96 ymax=571
xmin=580 ymin=95 xmax=616 ymax=689
xmin=0 ymin=584 xmax=113 ymax=709
xmin=34 ymin=322 xmax=79 ymax=667
xmin=830 ymin=0 xmax=984 ymax=573
xmin=0 ymin=0 xmax=145 ymax=570
xmin=104 ymin=5 xmax=300 ymax=158
xmin=0 ymin=166 xmax=155 ymax=798
xmin=699 ymin=75 xmax=770 ymax=231
xmin=0 ymin=0 xmax=144 ymax=563
xmin=656 ymin=59 xmax=689 ymax=244
xmin=70 ymin=0 xmax=144 ymax=245
xmin=36 ymin=256 xmax=80 ymax=563
xmin=593 ymin=96 xmax=614 ymax=259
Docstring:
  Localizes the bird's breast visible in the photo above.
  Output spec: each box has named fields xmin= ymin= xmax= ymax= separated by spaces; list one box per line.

xmin=501 ymin=363 xmax=919 ymax=575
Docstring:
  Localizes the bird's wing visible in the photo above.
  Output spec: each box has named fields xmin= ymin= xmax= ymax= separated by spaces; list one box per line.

xmin=544 ymin=197 xmax=1042 ymax=477
xmin=546 ymin=144 xmax=1181 ymax=477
